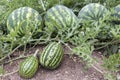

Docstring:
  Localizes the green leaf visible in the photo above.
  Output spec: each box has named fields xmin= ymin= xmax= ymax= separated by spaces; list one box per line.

xmin=72 ymin=43 xmax=94 ymax=64
xmin=103 ymin=52 xmax=120 ymax=72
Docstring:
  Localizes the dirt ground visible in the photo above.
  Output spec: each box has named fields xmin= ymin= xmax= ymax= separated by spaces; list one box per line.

xmin=1 ymin=46 xmax=105 ymax=80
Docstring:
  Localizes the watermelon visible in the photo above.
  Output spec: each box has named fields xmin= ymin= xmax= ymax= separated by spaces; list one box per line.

xmin=19 ymin=49 xmax=39 ymax=79
xmin=111 ymin=5 xmax=120 ymax=18
xmin=7 ymin=7 xmax=42 ymax=37
xmin=44 ymin=5 xmax=78 ymax=32
xmin=78 ymin=3 xmax=108 ymax=23
xmin=40 ymin=42 xmax=64 ymax=69
xmin=111 ymin=5 xmax=120 ymax=25
xmin=115 ymin=5 xmax=120 ymax=15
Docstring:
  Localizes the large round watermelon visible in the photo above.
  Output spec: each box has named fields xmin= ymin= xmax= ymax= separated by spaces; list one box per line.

xmin=111 ymin=5 xmax=120 ymax=24
xmin=78 ymin=3 xmax=108 ymax=23
xmin=44 ymin=5 xmax=78 ymax=32
xmin=7 ymin=7 xmax=42 ymax=37
xmin=115 ymin=5 xmax=120 ymax=14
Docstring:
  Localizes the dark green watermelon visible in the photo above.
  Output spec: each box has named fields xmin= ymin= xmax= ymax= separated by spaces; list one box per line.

xmin=78 ymin=3 xmax=108 ymax=23
xmin=44 ymin=5 xmax=78 ymax=32
xmin=40 ymin=42 xmax=64 ymax=69
xmin=7 ymin=7 xmax=42 ymax=37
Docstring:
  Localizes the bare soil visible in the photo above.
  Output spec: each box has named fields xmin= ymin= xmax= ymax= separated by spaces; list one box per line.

xmin=1 ymin=46 xmax=105 ymax=80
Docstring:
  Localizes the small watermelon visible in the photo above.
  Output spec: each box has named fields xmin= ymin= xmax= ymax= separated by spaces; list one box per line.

xmin=7 ymin=7 xmax=42 ymax=37
xmin=40 ymin=42 xmax=64 ymax=69
xmin=78 ymin=3 xmax=108 ymax=23
xmin=19 ymin=49 xmax=39 ymax=79
xmin=44 ymin=5 xmax=78 ymax=32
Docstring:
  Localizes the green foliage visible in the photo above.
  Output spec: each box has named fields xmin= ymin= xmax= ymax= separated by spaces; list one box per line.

xmin=72 ymin=43 xmax=94 ymax=64
xmin=38 ymin=0 xmax=60 ymax=11
xmin=104 ymin=0 xmax=120 ymax=8
xmin=0 ymin=0 xmax=120 ymax=79
xmin=68 ymin=23 xmax=100 ymax=65
xmin=103 ymin=53 xmax=120 ymax=72
xmin=111 ymin=25 xmax=120 ymax=39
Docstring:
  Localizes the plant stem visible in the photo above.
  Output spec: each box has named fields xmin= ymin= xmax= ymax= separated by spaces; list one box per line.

xmin=33 ymin=49 xmax=39 ymax=57
xmin=91 ymin=64 xmax=104 ymax=74
xmin=39 ymin=0 xmax=46 ymax=11
xmin=60 ymin=40 xmax=73 ymax=51
xmin=3 ymin=54 xmax=32 ymax=64
xmin=23 ymin=43 xmax=26 ymax=55
xmin=0 ymin=69 xmax=18 ymax=77
xmin=0 ymin=44 xmax=22 ymax=62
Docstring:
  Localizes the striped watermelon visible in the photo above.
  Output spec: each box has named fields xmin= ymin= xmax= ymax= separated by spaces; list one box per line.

xmin=115 ymin=5 xmax=120 ymax=15
xmin=19 ymin=49 xmax=39 ymax=79
xmin=111 ymin=5 xmax=120 ymax=25
xmin=44 ymin=5 xmax=78 ymax=32
xmin=111 ymin=5 xmax=120 ymax=18
xmin=78 ymin=3 xmax=108 ymax=23
xmin=40 ymin=42 xmax=64 ymax=69
xmin=7 ymin=7 xmax=42 ymax=37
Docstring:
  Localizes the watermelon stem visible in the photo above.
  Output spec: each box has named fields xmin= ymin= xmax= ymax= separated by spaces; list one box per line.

xmin=0 ymin=44 xmax=22 ymax=62
xmin=59 ymin=40 xmax=72 ymax=51
xmin=33 ymin=49 xmax=40 ymax=57
xmin=2 ymin=54 xmax=33 ymax=64
xmin=91 ymin=64 xmax=104 ymax=74
xmin=0 ymin=69 xmax=18 ymax=77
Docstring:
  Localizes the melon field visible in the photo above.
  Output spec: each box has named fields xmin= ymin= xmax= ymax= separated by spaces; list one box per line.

xmin=0 ymin=0 xmax=120 ymax=80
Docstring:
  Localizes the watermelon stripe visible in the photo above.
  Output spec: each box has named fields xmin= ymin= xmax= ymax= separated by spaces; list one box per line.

xmin=50 ymin=7 xmax=64 ymax=29
xmin=62 ymin=7 xmax=73 ymax=27
xmin=47 ymin=43 xmax=61 ymax=67
xmin=50 ymin=48 xmax=62 ymax=68
xmin=78 ymin=3 xmax=108 ymax=22
xmin=25 ymin=59 xmax=33 ymax=74
xmin=24 ymin=59 xmax=32 ymax=74
xmin=40 ymin=45 xmax=49 ymax=64
xmin=97 ymin=5 xmax=103 ymax=18
xmin=52 ymin=47 xmax=63 ymax=68
xmin=19 ymin=8 xmax=22 ymax=21
xmin=15 ymin=10 xmax=20 ymax=30
xmin=86 ymin=5 xmax=95 ymax=19
xmin=40 ymin=42 xmax=64 ymax=69
xmin=11 ymin=12 xmax=15 ymax=27
xmin=25 ymin=58 xmax=37 ymax=77
xmin=41 ymin=45 xmax=50 ymax=64
xmin=44 ymin=44 xmax=58 ymax=66
xmin=69 ymin=11 xmax=74 ymax=27
xmin=85 ymin=12 xmax=94 ymax=20
xmin=21 ymin=7 xmax=25 ymax=20
xmin=60 ymin=6 xmax=73 ymax=26
xmin=50 ymin=7 xmax=65 ymax=28
xmin=82 ymin=14 xmax=92 ymax=20
xmin=42 ymin=43 xmax=56 ymax=65
xmin=24 ymin=7 xmax=28 ymax=20
xmin=48 ymin=8 xmax=64 ymax=27
xmin=62 ymin=6 xmax=71 ymax=15
xmin=55 ymin=6 xmax=67 ymax=28
xmin=24 ymin=61 xmax=31 ymax=74
xmin=26 ymin=8 xmax=32 ymax=20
